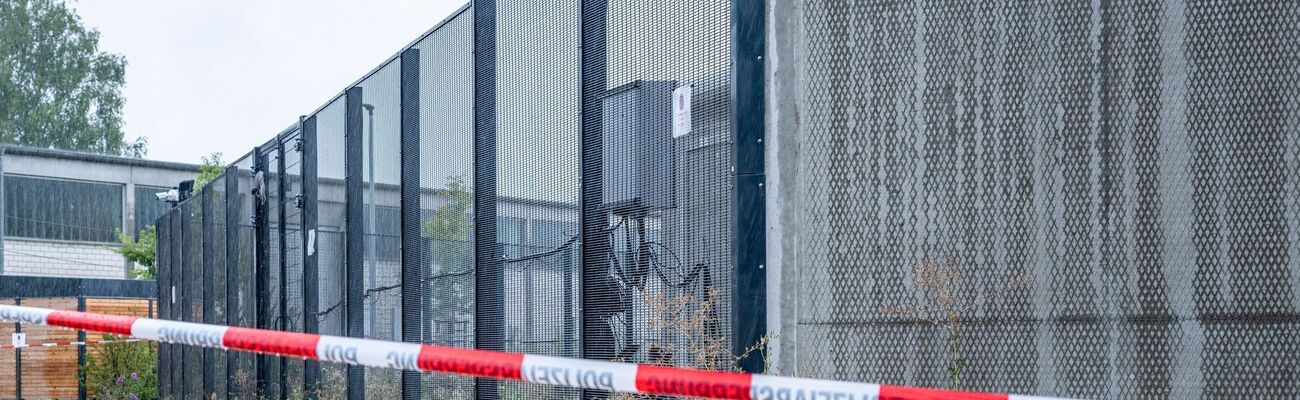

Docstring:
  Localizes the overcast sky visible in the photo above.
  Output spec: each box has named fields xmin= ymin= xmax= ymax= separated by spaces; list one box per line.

xmin=73 ymin=0 xmax=466 ymax=164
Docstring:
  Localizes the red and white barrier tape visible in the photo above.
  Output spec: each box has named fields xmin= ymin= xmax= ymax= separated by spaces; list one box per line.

xmin=0 ymin=304 xmax=1066 ymax=400
xmin=1 ymin=338 xmax=145 ymax=349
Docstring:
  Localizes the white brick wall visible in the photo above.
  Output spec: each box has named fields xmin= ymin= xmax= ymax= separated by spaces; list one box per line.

xmin=3 ymin=237 xmax=126 ymax=279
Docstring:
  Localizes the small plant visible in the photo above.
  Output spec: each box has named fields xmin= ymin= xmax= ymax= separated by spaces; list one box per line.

xmin=82 ymin=334 xmax=158 ymax=400
xmin=112 ymin=225 xmax=156 ymax=280
xmin=192 ymin=152 xmax=224 ymax=192
xmin=610 ymin=289 xmax=777 ymax=400
xmin=879 ymin=254 xmax=1030 ymax=390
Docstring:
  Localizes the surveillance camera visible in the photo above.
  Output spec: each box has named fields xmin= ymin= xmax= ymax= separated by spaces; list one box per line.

xmin=156 ymin=189 xmax=179 ymax=202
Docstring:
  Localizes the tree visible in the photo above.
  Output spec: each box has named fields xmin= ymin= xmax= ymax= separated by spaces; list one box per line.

xmin=112 ymin=225 xmax=155 ymax=280
xmin=0 ymin=0 xmax=146 ymax=156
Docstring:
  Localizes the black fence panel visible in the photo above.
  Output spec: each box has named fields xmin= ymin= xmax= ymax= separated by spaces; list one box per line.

xmin=313 ymin=95 xmax=352 ymax=399
xmin=356 ymin=61 xmax=406 ymax=399
xmin=487 ymin=0 xmax=583 ymax=399
xmin=155 ymin=212 xmax=172 ymax=399
xmin=414 ymin=8 xmax=475 ymax=399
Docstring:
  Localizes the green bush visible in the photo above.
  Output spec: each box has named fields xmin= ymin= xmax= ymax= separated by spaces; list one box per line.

xmin=82 ymin=335 xmax=158 ymax=400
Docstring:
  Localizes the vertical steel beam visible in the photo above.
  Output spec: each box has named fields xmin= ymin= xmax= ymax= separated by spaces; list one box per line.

xmin=277 ymin=132 xmax=290 ymax=400
xmin=77 ymin=296 xmax=87 ymax=400
xmin=13 ymin=298 xmax=20 ymax=400
xmin=731 ymin=0 xmax=768 ymax=373
xmin=473 ymin=1 xmax=500 ymax=398
xmin=344 ymin=85 xmax=367 ymax=400
xmin=301 ymin=115 xmax=321 ymax=398
xmin=399 ymin=47 xmax=423 ymax=400
xmin=202 ymin=184 xmax=217 ymax=397
xmin=225 ymin=165 xmax=241 ymax=398
xmin=254 ymin=146 xmax=272 ymax=397
xmin=578 ymin=0 xmax=609 ymax=397
xmin=175 ymin=200 xmax=188 ymax=399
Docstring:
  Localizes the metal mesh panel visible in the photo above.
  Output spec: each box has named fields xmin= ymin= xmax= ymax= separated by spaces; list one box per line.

xmin=282 ymin=130 xmax=307 ymax=395
xmin=493 ymin=0 xmax=581 ymax=398
xmin=265 ymin=141 xmax=286 ymax=398
xmin=207 ymin=177 xmax=228 ymax=399
xmin=793 ymin=0 xmax=1300 ymax=398
xmin=233 ymin=153 xmax=258 ymax=397
xmin=313 ymin=97 xmax=351 ymax=399
xmin=592 ymin=0 xmax=736 ymax=373
xmin=416 ymin=10 xmax=475 ymax=398
xmin=169 ymin=207 xmax=184 ymax=400
xmin=183 ymin=198 xmax=204 ymax=399
xmin=353 ymin=61 xmax=405 ymax=399
xmin=155 ymin=211 xmax=172 ymax=399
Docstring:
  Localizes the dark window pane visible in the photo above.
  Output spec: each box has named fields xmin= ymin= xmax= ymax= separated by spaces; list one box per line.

xmin=4 ymin=175 xmax=123 ymax=243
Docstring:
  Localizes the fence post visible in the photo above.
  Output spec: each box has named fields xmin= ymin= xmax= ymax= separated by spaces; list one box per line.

xmin=177 ymin=200 xmax=191 ymax=399
xmin=578 ymin=0 xmax=609 ymax=398
xmin=277 ymin=132 xmax=289 ymax=400
xmin=225 ymin=164 xmax=241 ymax=398
xmin=731 ymin=0 xmax=768 ymax=373
xmin=202 ymin=183 xmax=216 ymax=397
xmin=253 ymin=146 xmax=271 ymax=397
xmin=13 ymin=298 xmax=20 ymax=400
xmin=399 ymin=46 xmax=423 ymax=400
xmin=301 ymin=115 xmax=321 ymax=398
xmin=344 ymin=85 xmax=366 ymax=400
xmin=77 ymin=296 xmax=87 ymax=400
xmin=472 ymin=0 xmax=500 ymax=398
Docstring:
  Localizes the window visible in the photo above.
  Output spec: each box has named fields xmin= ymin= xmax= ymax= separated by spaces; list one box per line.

xmin=5 ymin=175 xmax=123 ymax=242
xmin=135 ymin=186 xmax=172 ymax=234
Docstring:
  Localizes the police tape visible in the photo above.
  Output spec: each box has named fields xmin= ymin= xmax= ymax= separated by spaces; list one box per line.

xmin=0 ymin=338 xmax=145 ymax=349
xmin=0 ymin=304 xmax=1066 ymax=400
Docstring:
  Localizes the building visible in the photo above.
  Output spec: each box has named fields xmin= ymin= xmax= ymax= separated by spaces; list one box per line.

xmin=0 ymin=145 xmax=198 ymax=279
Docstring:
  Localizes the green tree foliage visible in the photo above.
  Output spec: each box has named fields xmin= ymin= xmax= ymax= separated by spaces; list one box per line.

xmin=192 ymin=152 xmax=223 ymax=192
xmin=423 ymin=175 xmax=472 ymax=241
xmin=112 ymin=225 xmax=155 ymax=280
xmin=0 ymin=0 xmax=146 ymax=156
xmin=82 ymin=334 xmax=158 ymax=400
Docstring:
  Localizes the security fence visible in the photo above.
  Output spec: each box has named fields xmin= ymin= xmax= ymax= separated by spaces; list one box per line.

xmin=152 ymin=0 xmax=1300 ymax=399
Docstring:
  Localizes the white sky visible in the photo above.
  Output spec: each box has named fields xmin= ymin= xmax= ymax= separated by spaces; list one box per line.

xmin=72 ymin=0 xmax=466 ymax=164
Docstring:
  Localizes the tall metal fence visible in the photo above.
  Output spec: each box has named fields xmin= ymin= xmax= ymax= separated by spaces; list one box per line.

xmin=152 ymin=0 xmax=1300 ymax=399
xmin=153 ymin=1 xmax=767 ymax=399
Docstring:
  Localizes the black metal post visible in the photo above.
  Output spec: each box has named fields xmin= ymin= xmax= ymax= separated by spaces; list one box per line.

xmin=202 ymin=184 xmax=217 ymax=398
xmin=730 ymin=0 xmax=767 ymax=373
xmin=225 ymin=165 xmax=241 ymax=398
xmin=175 ymin=201 xmax=188 ymax=399
xmin=13 ymin=298 xmax=20 ymax=400
xmin=343 ymin=86 xmax=366 ymax=400
xmin=154 ymin=217 xmax=168 ymax=398
xmin=77 ymin=296 xmax=86 ymax=400
xmin=171 ymin=209 xmax=184 ymax=400
xmin=578 ymin=0 xmax=610 ymax=391
xmin=277 ymin=133 xmax=289 ymax=400
xmin=254 ymin=146 xmax=272 ymax=397
xmin=301 ymin=115 xmax=321 ymax=398
xmin=399 ymin=47 xmax=422 ymax=400
xmin=473 ymin=1 xmax=500 ymax=398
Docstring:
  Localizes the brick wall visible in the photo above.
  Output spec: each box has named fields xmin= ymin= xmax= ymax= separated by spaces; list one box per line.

xmin=3 ymin=238 xmax=126 ymax=279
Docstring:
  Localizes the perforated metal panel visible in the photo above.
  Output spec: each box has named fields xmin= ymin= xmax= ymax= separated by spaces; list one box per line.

xmin=281 ymin=130 xmax=307 ymax=396
xmin=415 ymin=8 xmax=476 ymax=399
xmin=313 ymin=96 xmax=351 ymax=400
xmin=584 ymin=0 xmax=738 ymax=376
xmin=793 ymin=0 xmax=1300 ymax=398
xmin=487 ymin=0 xmax=582 ymax=398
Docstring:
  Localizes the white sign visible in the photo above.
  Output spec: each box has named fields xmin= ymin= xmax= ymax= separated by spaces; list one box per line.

xmin=307 ymin=229 xmax=317 ymax=256
xmin=672 ymin=85 xmax=692 ymax=138
xmin=12 ymin=333 xmax=26 ymax=348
